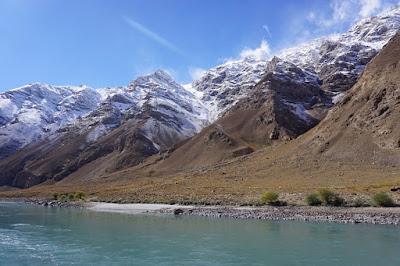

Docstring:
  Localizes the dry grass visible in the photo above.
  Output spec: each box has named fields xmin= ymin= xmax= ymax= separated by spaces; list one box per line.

xmin=1 ymin=141 xmax=399 ymax=205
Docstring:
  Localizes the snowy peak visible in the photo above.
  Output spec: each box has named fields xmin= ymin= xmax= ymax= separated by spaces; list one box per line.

xmin=186 ymin=6 xmax=400 ymax=125
xmin=278 ymin=7 xmax=400 ymax=92
xmin=346 ymin=7 xmax=400 ymax=45
xmin=0 ymin=70 xmax=209 ymax=159
xmin=192 ymin=58 xmax=267 ymax=121
xmin=0 ymin=83 xmax=103 ymax=159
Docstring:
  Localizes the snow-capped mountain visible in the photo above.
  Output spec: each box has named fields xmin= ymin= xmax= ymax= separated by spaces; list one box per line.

xmin=68 ymin=70 xmax=208 ymax=150
xmin=279 ymin=7 xmax=400 ymax=92
xmin=0 ymin=83 xmax=102 ymax=159
xmin=191 ymin=57 xmax=267 ymax=121
xmin=0 ymin=7 xmax=399 ymax=188
xmin=0 ymin=70 xmax=208 ymax=160
xmin=190 ymin=7 xmax=400 ymax=122
xmin=0 ymin=70 xmax=211 ymax=187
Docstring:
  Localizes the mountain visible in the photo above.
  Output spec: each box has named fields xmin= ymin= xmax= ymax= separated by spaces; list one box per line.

xmin=0 ymin=7 xmax=399 ymax=190
xmin=191 ymin=58 xmax=267 ymax=121
xmin=91 ymin=31 xmax=400 ymax=205
xmin=186 ymin=7 xmax=400 ymax=125
xmin=155 ymin=57 xmax=330 ymax=171
xmin=154 ymin=8 xmax=400 ymax=170
xmin=280 ymin=7 xmax=400 ymax=93
xmin=0 ymin=71 xmax=208 ymax=188
xmin=0 ymin=84 xmax=102 ymax=159
xmin=301 ymin=32 xmax=400 ymax=165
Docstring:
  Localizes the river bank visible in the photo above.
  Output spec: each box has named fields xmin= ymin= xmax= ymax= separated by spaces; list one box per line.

xmin=155 ymin=205 xmax=400 ymax=225
xmin=4 ymin=199 xmax=400 ymax=225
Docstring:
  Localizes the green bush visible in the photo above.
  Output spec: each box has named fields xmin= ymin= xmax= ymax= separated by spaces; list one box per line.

xmin=74 ymin=191 xmax=86 ymax=200
xmin=260 ymin=192 xmax=279 ymax=205
xmin=305 ymin=193 xmax=322 ymax=206
xmin=318 ymin=189 xmax=335 ymax=204
xmin=372 ymin=192 xmax=395 ymax=207
xmin=318 ymin=189 xmax=345 ymax=206
xmin=54 ymin=192 xmax=86 ymax=202
xmin=59 ymin=194 xmax=68 ymax=202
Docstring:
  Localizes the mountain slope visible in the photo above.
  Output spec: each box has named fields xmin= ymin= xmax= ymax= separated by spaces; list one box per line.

xmin=82 ymin=32 xmax=400 ymax=204
xmin=0 ymin=84 xmax=102 ymax=159
xmin=280 ymin=7 xmax=400 ymax=93
xmin=157 ymin=7 xmax=400 ymax=170
xmin=0 ymin=8 xmax=399 ymax=191
xmin=187 ymin=7 xmax=400 ymax=126
xmin=0 ymin=71 xmax=208 ymax=188
xmin=301 ymin=32 xmax=400 ymax=165
xmin=155 ymin=57 xmax=331 ymax=171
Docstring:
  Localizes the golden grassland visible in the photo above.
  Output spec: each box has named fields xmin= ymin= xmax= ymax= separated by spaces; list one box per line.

xmin=1 ymin=142 xmax=399 ymax=205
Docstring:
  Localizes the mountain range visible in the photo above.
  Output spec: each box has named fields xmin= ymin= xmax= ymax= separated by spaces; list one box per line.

xmin=0 ymin=7 xmax=399 ymax=200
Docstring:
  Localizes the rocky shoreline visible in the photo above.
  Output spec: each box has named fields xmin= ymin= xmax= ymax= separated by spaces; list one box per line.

xmin=4 ymin=198 xmax=400 ymax=225
xmin=23 ymin=198 xmax=86 ymax=208
xmin=155 ymin=206 xmax=400 ymax=225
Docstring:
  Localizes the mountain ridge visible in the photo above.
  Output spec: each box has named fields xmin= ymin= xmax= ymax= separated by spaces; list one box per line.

xmin=0 ymin=7 xmax=399 ymax=189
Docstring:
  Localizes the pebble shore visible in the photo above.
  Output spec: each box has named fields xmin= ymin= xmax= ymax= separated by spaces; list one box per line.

xmin=14 ymin=199 xmax=400 ymax=225
xmin=156 ymin=206 xmax=400 ymax=225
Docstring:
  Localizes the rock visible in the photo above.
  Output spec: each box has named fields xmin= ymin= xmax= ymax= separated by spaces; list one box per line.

xmin=173 ymin=208 xmax=184 ymax=215
xmin=390 ymin=187 xmax=400 ymax=192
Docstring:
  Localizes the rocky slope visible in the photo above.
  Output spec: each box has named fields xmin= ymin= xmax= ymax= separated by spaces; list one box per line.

xmin=280 ymin=7 xmax=400 ymax=93
xmin=190 ymin=7 xmax=400 ymax=124
xmin=301 ymin=32 xmax=400 ymax=165
xmin=155 ymin=56 xmax=331 ymax=170
xmin=155 ymin=8 xmax=400 ymax=170
xmin=0 ymin=71 xmax=208 ymax=188
xmin=0 ymin=84 xmax=102 ymax=159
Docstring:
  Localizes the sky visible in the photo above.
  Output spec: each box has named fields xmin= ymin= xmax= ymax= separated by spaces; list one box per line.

xmin=0 ymin=0 xmax=399 ymax=91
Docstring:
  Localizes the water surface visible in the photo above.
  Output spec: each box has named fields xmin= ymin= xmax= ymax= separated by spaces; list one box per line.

xmin=0 ymin=202 xmax=399 ymax=265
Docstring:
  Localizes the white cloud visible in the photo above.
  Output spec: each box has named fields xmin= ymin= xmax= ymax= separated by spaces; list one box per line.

xmin=123 ymin=16 xmax=183 ymax=55
xmin=239 ymin=40 xmax=271 ymax=60
xmin=305 ymin=0 xmax=394 ymax=31
xmin=359 ymin=0 xmax=382 ymax=17
xmin=311 ymin=0 xmax=355 ymax=28
xmin=189 ymin=67 xmax=207 ymax=80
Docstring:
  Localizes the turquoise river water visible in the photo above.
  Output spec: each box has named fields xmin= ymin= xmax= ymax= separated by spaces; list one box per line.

xmin=0 ymin=201 xmax=399 ymax=265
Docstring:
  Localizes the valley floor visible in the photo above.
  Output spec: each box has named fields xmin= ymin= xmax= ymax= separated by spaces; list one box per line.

xmin=1 ymin=140 xmax=399 ymax=206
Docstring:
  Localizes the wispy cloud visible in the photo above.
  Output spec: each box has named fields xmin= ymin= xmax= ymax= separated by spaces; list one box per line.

xmin=262 ymin=25 xmax=272 ymax=38
xmin=123 ymin=16 xmax=183 ymax=56
xmin=359 ymin=0 xmax=382 ymax=17
xmin=306 ymin=0 xmax=396 ymax=31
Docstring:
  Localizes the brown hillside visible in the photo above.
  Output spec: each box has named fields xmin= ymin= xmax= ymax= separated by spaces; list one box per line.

xmin=156 ymin=58 xmax=331 ymax=171
xmin=1 ymin=35 xmax=399 ymax=204
xmin=301 ymin=32 xmax=400 ymax=165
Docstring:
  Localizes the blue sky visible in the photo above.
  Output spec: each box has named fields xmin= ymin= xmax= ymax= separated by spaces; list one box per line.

xmin=0 ymin=0 xmax=398 ymax=91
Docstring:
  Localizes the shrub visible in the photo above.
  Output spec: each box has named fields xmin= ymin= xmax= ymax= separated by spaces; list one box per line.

xmin=52 ymin=193 xmax=59 ymax=200
xmin=74 ymin=191 xmax=86 ymax=200
xmin=372 ymin=192 xmax=395 ymax=207
xmin=331 ymin=195 xmax=345 ymax=207
xmin=260 ymin=192 xmax=279 ymax=205
xmin=318 ymin=188 xmax=345 ymax=206
xmin=305 ymin=193 xmax=322 ymax=206
xmin=318 ymin=189 xmax=335 ymax=204
xmin=352 ymin=198 xmax=370 ymax=207
xmin=59 ymin=194 xmax=68 ymax=202
xmin=68 ymin=193 xmax=75 ymax=201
